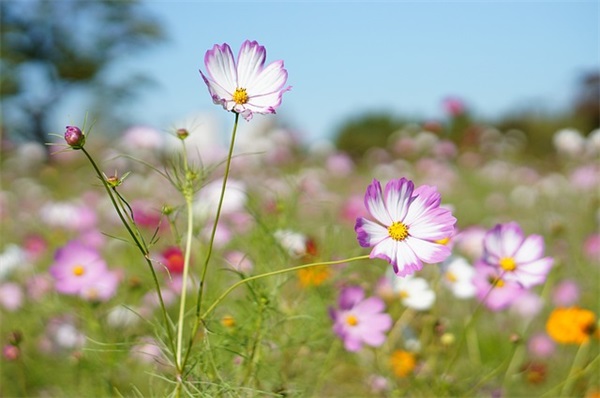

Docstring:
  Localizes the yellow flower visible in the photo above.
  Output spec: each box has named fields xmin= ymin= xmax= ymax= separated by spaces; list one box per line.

xmin=546 ymin=307 xmax=598 ymax=344
xmin=390 ymin=350 xmax=416 ymax=378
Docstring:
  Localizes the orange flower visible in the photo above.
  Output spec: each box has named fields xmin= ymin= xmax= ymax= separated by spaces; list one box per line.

xmin=390 ymin=350 xmax=416 ymax=378
xmin=297 ymin=265 xmax=331 ymax=287
xmin=546 ymin=307 xmax=598 ymax=344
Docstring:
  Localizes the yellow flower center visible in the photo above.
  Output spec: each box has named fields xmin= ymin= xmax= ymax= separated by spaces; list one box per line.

xmin=499 ymin=257 xmax=517 ymax=272
xmin=399 ymin=290 xmax=410 ymax=299
xmin=232 ymin=88 xmax=249 ymax=105
xmin=346 ymin=314 xmax=359 ymax=326
xmin=72 ymin=265 xmax=85 ymax=276
xmin=388 ymin=221 xmax=409 ymax=241
xmin=446 ymin=271 xmax=458 ymax=283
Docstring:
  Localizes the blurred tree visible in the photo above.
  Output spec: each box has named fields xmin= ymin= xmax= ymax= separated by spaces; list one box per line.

xmin=0 ymin=0 xmax=164 ymax=148
xmin=573 ymin=71 xmax=600 ymax=133
xmin=334 ymin=113 xmax=405 ymax=158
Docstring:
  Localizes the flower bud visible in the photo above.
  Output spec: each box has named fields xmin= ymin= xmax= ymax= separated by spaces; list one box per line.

xmin=64 ymin=126 xmax=85 ymax=148
xmin=176 ymin=128 xmax=189 ymax=140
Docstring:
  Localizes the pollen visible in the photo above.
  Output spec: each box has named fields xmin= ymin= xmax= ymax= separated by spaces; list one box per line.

xmin=232 ymin=87 xmax=249 ymax=105
xmin=346 ymin=314 xmax=359 ymax=326
xmin=499 ymin=257 xmax=517 ymax=272
xmin=388 ymin=221 xmax=409 ymax=241
xmin=72 ymin=265 xmax=85 ymax=276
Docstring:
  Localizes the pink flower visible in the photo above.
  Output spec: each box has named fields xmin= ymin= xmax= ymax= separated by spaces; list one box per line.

xmin=552 ymin=279 xmax=580 ymax=306
xmin=481 ymin=222 xmax=553 ymax=288
xmin=442 ymin=96 xmax=466 ymax=116
xmin=583 ymin=233 xmax=600 ymax=263
xmin=473 ymin=262 xmax=525 ymax=311
xmin=528 ymin=333 xmax=556 ymax=358
xmin=200 ymin=40 xmax=291 ymax=121
xmin=329 ymin=286 xmax=392 ymax=352
xmin=0 ymin=283 xmax=24 ymax=311
xmin=160 ymin=246 xmax=185 ymax=274
xmin=49 ymin=241 xmax=119 ymax=302
xmin=355 ymin=178 xmax=456 ymax=277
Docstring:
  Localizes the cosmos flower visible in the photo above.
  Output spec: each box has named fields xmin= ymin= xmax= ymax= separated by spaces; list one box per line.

xmin=200 ymin=40 xmax=291 ymax=121
xmin=441 ymin=256 xmax=476 ymax=299
xmin=481 ymin=222 xmax=553 ymax=289
xmin=49 ymin=241 xmax=119 ymax=302
xmin=390 ymin=272 xmax=436 ymax=311
xmin=390 ymin=350 xmax=417 ymax=378
xmin=355 ymin=178 xmax=456 ymax=277
xmin=161 ymin=246 xmax=185 ymax=274
xmin=546 ymin=307 xmax=598 ymax=345
xmin=473 ymin=262 xmax=525 ymax=311
xmin=329 ymin=286 xmax=392 ymax=352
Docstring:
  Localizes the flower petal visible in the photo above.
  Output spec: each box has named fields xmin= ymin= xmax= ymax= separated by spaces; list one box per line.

xmin=406 ymin=236 xmax=451 ymax=264
xmin=364 ymin=179 xmax=393 ymax=225
xmin=204 ymin=43 xmax=237 ymax=94
xmin=355 ymin=218 xmax=389 ymax=248
xmin=513 ymin=234 xmax=545 ymax=264
xmin=236 ymin=40 xmax=266 ymax=89
xmin=384 ymin=178 xmax=414 ymax=222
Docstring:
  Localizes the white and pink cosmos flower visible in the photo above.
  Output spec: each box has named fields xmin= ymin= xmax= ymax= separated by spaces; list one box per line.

xmin=200 ymin=40 xmax=291 ymax=121
xmin=481 ymin=222 xmax=553 ymax=289
xmin=355 ymin=178 xmax=456 ymax=277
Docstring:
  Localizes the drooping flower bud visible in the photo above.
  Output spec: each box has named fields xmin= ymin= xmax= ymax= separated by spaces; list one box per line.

xmin=64 ymin=126 xmax=85 ymax=149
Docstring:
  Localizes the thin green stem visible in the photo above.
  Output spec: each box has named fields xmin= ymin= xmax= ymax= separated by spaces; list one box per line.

xmin=195 ymin=112 xmax=240 ymax=318
xmin=175 ymin=195 xmax=194 ymax=370
xmin=181 ymin=113 xmax=240 ymax=370
xmin=200 ymin=255 xmax=370 ymax=321
xmin=80 ymin=147 xmax=176 ymax=356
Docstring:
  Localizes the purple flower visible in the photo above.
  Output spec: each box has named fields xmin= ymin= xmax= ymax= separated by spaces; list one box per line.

xmin=481 ymin=222 xmax=553 ymax=288
xmin=355 ymin=178 xmax=456 ymax=277
xmin=329 ymin=286 xmax=392 ymax=352
xmin=49 ymin=241 xmax=118 ymax=301
xmin=200 ymin=40 xmax=291 ymax=121
xmin=473 ymin=262 xmax=525 ymax=311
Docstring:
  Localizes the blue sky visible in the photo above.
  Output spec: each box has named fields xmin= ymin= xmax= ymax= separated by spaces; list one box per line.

xmin=100 ymin=1 xmax=598 ymax=142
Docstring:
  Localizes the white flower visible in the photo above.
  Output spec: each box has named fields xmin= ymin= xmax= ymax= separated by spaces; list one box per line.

xmin=442 ymin=256 xmax=476 ymax=299
xmin=200 ymin=40 xmax=291 ymax=121
xmin=389 ymin=271 xmax=436 ymax=311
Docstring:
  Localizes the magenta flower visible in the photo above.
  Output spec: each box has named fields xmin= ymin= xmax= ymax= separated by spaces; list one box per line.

xmin=481 ymin=222 xmax=553 ymax=288
xmin=329 ymin=286 xmax=392 ymax=352
xmin=200 ymin=40 xmax=291 ymax=121
xmin=355 ymin=178 xmax=456 ymax=277
xmin=49 ymin=241 xmax=118 ymax=301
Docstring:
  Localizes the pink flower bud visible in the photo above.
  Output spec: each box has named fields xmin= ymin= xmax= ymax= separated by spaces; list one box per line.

xmin=64 ymin=126 xmax=85 ymax=148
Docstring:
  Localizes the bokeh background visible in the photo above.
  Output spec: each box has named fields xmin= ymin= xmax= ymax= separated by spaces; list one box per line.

xmin=2 ymin=0 xmax=598 ymax=152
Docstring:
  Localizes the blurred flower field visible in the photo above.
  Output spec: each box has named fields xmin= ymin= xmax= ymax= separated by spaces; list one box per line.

xmin=1 ymin=40 xmax=599 ymax=397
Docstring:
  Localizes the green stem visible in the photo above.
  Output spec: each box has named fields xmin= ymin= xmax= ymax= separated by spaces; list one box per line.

xmin=175 ymin=194 xmax=194 ymax=370
xmin=195 ymin=112 xmax=240 ymax=318
xmin=180 ymin=113 xmax=240 ymax=371
xmin=200 ymin=255 xmax=370 ymax=321
xmin=561 ymin=341 xmax=590 ymax=396
xmin=443 ymin=271 xmax=506 ymax=376
xmin=80 ymin=147 xmax=176 ymax=357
